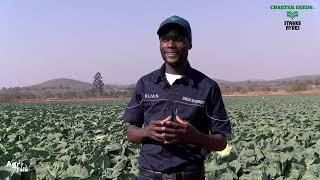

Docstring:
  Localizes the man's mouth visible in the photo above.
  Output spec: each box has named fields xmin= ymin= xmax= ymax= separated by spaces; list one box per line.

xmin=165 ymin=52 xmax=177 ymax=58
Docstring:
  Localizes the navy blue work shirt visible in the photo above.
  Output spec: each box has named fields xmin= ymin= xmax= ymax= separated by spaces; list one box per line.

xmin=123 ymin=63 xmax=231 ymax=173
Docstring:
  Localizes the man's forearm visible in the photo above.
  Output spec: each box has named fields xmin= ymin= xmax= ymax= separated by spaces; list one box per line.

xmin=194 ymin=132 xmax=227 ymax=151
xmin=127 ymin=124 xmax=147 ymax=144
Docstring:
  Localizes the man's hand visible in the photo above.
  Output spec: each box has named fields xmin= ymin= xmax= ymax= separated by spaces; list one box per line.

xmin=161 ymin=115 xmax=201 ymax=144
xmin=127 ymin=115 xmax=227 ymax=151
xmin=160 ymin=115 xmax=227 ymax=151
xmin=144 ymin=116 xmax=171 ymax=142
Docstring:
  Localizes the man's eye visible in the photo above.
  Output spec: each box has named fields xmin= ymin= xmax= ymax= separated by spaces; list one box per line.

xmin=175 ymin=37 xmax=184 ymax=42
xmin=161 ymin=37 xmax=184 ymax=43
xmin=160 ymin=37 xmax=169 ymax=42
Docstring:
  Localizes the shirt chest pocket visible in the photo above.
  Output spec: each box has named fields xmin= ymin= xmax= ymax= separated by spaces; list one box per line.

xmin=142 ymin=99 xmax=172 ymax=125
xmin=175 ymin=102 xmax=207 ymax=130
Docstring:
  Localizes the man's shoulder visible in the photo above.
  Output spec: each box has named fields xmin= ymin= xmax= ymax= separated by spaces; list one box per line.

xmin=190 ymin=68 xmax=220 ymax=88
xmin=135 ymin=69 xmax=160 ymax=86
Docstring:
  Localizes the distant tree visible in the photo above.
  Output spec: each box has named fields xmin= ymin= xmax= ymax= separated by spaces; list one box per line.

xmin=262 ymin=86 xmax=271 ymax=92
xmin=81 ymin=90 xmax=94 ymax=98
xmin=1 ymin=87 xmax=6 ymax=91
xmin=235 ymin=87 xmax=242 ymax=93
xmin=43 ymin=91 xmax=54 ymax=98
xmin=305 ymin=80 xmax=312 ymax=85
xmin=93 ymin=72 xmax=104 ymax=96
xmin=286 ymin=82 xmax=307 ymax=92
xmin=56 ymin=92 xmax=63 ymax=99
xmin=12 ymin=87 xmax=22 ymax=92
xmin=63 ymin=91 xmax=77 ymax=98
xmin=247 ymin=84 xmax=256 ymax=92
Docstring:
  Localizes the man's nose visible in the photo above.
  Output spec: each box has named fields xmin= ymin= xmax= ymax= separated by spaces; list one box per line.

xmin=167 ymin=40 xmax=176 ymax=47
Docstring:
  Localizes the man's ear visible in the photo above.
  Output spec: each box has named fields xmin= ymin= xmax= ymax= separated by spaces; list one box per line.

xmin=188 ymin=43 xmax=192 ymax=49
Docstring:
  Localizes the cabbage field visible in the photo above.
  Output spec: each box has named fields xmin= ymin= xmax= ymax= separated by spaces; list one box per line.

xmin=0 ymin=96 xmax=320 ymax=179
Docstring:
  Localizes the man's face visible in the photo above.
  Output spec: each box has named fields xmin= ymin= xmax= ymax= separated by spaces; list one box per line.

xmin=159 ymin=29 xmax=191 ymax=67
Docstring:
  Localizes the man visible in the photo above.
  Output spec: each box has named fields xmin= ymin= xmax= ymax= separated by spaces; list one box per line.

xmin=123 ymin=15 xmax=231 ymax=180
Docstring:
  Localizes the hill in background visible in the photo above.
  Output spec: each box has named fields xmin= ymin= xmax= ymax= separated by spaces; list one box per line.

xmin=216 ymin=75 xmax=320 ymax=94
xmin=1 ymin=75 xmax=320 ymax=102
xmin=28 ymin=78 xmax=93 ymax=90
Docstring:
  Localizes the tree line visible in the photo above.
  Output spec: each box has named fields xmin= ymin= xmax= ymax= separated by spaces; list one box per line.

xmin=1 ymin=75 xmax=320 ymax=102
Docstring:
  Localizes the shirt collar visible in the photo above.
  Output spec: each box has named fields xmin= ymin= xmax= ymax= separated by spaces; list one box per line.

xmin=154 ymin=61 xmax=194 ymax=87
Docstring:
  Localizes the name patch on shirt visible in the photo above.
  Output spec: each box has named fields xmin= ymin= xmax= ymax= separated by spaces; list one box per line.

xmin=145 ymin=94 xmax=159 ymax=99
xmin=182 ymin=96 xmax=205 ymax=105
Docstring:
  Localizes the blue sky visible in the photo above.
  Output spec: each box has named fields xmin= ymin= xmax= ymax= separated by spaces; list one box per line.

xmin=0 ymin=0 xmax=319 ymax=88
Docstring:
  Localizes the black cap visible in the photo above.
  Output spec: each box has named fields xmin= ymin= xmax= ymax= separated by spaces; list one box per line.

xmin=157 ymin=15 xmax=192 ymax=45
